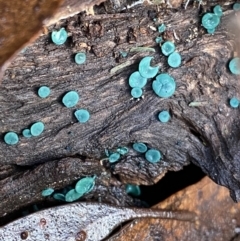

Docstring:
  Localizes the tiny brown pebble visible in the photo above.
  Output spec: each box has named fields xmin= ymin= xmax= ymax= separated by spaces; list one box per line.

xmin=40 ymin=218 xmax=47 ymax=226
xmin=44 ymin=233 xmax=50 ymax=239
xmin=20 ymin=231 xmax=28 ymax=240
xmin=75 ymin=230 xmax=87 ymax=241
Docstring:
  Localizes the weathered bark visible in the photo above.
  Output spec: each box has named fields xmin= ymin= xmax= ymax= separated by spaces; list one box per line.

xmin=0 ymin=0 xmax=239 ymax=222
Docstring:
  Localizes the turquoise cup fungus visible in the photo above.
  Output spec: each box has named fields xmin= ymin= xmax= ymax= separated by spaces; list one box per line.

xmin=145 ymin=149 xmax=161 ymax=163
xmin=138 ymin=56 xmax=159 ymax=78
xmin=129 ymin=71 xmax=147 ymax=88
xmin=41 ymin=188 xmax=54 ymax=197
xmin=65 ymin=189 xmax=83 ymax=202
xmin=62 ymin=91 xmax=79 ymax=107
xmin=158 ymin=24 xmax=166 ymax=33
xmin=75 ymin=52 xmax=86 ymax=65
xmin=74 ymin=109 xmax=90 ymax=123
xmin=22 ymin=129 xmax=32 ymax=138
xmin=53 ymin=193 xmax=65 ymax=201
xmin=4 ymin=132 xmax=19 ymax=145
xmin=152 ymin=73 xmax=176 ymax=98
xmin=30 ymin=122 xmax=44 ymax=136
xmin=117 ymin=146 xmax=129 ymax=155
xmin=201 ymin=13 xmax=220 ymax=31
xmin=230 ymin=97 xmax=239 ymax=108
xmin=131 ymin=87 xmax=143 ymax=98
xmin=51 ymin=28 xmax=68 ymax=45
xmin=233 ymin=3 xmax=240 ymax=10
xmin=125 ymin=184 xmax=141 ymax=196
xmin=158 ymin=110 xmax=171 ymax=123
xmin=133 ymin=142 xmax=148 ymax=153
xmin=155 ymin=37 xmax=163 ymax=44
xmin=161 ymin=41 xmax=175 ymax=56
xmin=109 ymin=153 xmax=121 ymax=163
xmin=213 ymin=5 xmax=223 ymax=17
xmin=75 ymin=177 xmax=95 ymax=195
xmin=168 ymin=52 xmax=181 ymax=68
xmin=38 ymin=86 xmax=50 ymax=98
xmin=229 ymin=57 xmax=240 ymax=75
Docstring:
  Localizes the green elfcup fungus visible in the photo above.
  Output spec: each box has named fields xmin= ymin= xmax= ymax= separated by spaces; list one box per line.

xmin=230 ymin=97 xmax=239 ymax=108
xmin=75 ymin=176 xmax=95 ymax=195
xmin=229 ymin=57 xmax=240 ymax=75
xmin=131 ymin=87 xmax=143 ymax=98
xmin=152 ymin=73 xmax=176 ymax=98
xmin=62 ymin=91 xmax=79 ymax=108
xmin=75 ymin=52 xmax=86 ymax=65
xmin=30 ymin=122 xmax=44 ymax=136
xmin=125 ymin=184 xmax=141 ymax=196
xmin=158 ymin=24 xmax=166 ymax=33
xmin=74 ymin=109 xmax=90 ymax=123
xmin=213 ymin=5 xmax=223 ymax=17
xmin=129 ymin=71 xmax=147 ymax=88
xmin=41 ymin=188 xmax=54 ymax=197
xmin=65 ymin=189 xmax=83 ymax=202
xmin=168 ymin=52 xmax=181 ymax=68
xmin=22 ymin=129 xmax=32 ymax=138
xmin=117 ymin=146 xmax=129 ymax=155
xmin=51 ymin=28 xmax=68 ymax=45
xmin=138 ymin=56 xmax=159 ymax=78
xmin=53 ymin=193 xmax=66 ymax=201
xmin=201 ymin=13 xmax=220 ymax=31
xmin=133 ymin=142 xmax=148 ymax=153
xmin=158 ymin=110 xmax=171 ymax=123
xmin=4 ymin=132 xmax=19 ymax=145
xmin=161 ymin=41 xmax=175 ymax=56
xmin=145 ymin=149 xmax=161 ymax=163
xmin=155 ymin=36 xmax=163 ymax=44
xmin=233 ymin=3 xmax=240 ymax=10
xmin=109 ymin=153 xmax=121 ymax=163
xmin=207 ymin=28 xmax=215 ymax=34
xmin=38 ymin=86 xmax=50 ymax=98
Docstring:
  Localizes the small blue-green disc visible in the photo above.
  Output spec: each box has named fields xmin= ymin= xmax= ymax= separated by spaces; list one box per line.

xmin=129 ymin=71 xmax=147 ymax=88
xmin=62 ymin=91 xmax=80 ymax=108
xmin=155 ymin=37 xmax=163 ymax=44
xmin=229 ymin=58 xmax=240 ymax=75
xmin=145 ymin=149 xmax=161 ymax=163
xmin=213 ymin=5 xmax=223 ymax=17
xmin=161 ymin=41 xmax=175 ymax=56
xmin=131 ymin=87 xmax=143 ymax=98
xmin=120 ymin=51 xmax=128 ymax=58
xmin=41 ymin=188 xmax=54 ymax=197
xmin=38 ymin=86 xmax=50 ymax=98
xmin=230 ymin=97 xmax=239 ymax=108
xmin=133 ymin=142 xmax=148 ymax=153
xmin=75 ymin=176 xmax=95 ymax=195
xmin=158 ymin=24 xmax=166 ymax=33
xmin=22 ymin=129 xmax=32 ymax=138
xmin=53 ymin=193 xmax=66 ymax=201
xmin=168 ymin=52 xmax=181 ymax=68
xmin=207 ymin=28 xmax=215 ymax=34
xmin=125 ymin=184 xmax=141 ymax=196
xmin=65 ymin=189 xmax=83 ymax=202
xmin=51 ymin=28 xmax=68 ymax=45
xmin=138 ymin=56 xmax=159 ymax=78
xmin=109 ymin=153 xmax=121 ymax=163
xmin=201 ymin=13 xmax=220 ymax=30
xmin=30 ymin=122 xmax=44 ymax=136
xmin=233 ymin=3 xmax=240 ymax=10
xmin=75 ymin=52 xmax=86 ymax=65
xmin=117 ymin=146 xmax=129 ymax=155
xmin=74 ymin=109 xmax=90 ymax=123
xmin=158 ymin=110 xmax=171 ymax=123
xmin=4 ymin=132 xmax=19 ymax=145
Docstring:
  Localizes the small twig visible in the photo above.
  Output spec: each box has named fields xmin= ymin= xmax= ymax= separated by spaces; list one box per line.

xmin=83 ymin=13 xmax=139 ymax=21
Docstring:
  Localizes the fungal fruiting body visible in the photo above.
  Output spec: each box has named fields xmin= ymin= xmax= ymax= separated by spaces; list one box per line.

xmin=158 ymin=24 xmax=166 ymax=33
xmin=161 ymin=41 xmax=175 ymax=56
xmin=133 ymin=142 xmax=148 ymax=153
xmin=53 ymin=193 xmax=65 ymax=201
xmin=125 ymin=184 xmax=141 ymax=196
xmin=41 ymin=188 xmax=54 ymax=197
xmin=233 ymin=3 xmax=240 ymax=10
xmin=230 ymin=97 xmax=240 ymax=108
xmin=138 ymin=56 xmax=159 ymax=78
xmin=145 ymin=149 xmax=161 ymax=163
xmin=75 ymin=52 xmax=86 ymax=65
xmin=213 ymin=5 xmax=223 ymax=17
xmin=117 ymin=146 xmax=129 ymax=155
xmin=38 ymin=86 xmax=50 ymax=98
xmin=65 ymin=189 xmax=83 ymax=202
xmin=75 ymin=177 xmax=95 ymax=196
xmin=131 ymin=87 xmax=143 ymax=98
xmin=22 ymin=129 xmax=32 ymax=138
xmin=168 ymin=52 xmax=181 ymax=68
xmin=51 ymin=28 xmax=68 ymax=45
xmin=74 ymin=109 xmax=90 ymax=123
xmin=201 ymin=10 xmax=221 ymax=34
xmin=158 ymin=110 xmax=171 ymax=123
xmin=4 ymin=132 xmax=19 ymax=145
xmin=229 ymin=57 xmax=240 ymax=75
xmin=152 ymin=73 xmax=176 ymax=98
xmin=62 ymin=91 xmax=79 ymax=108
xmin=155 ymin=37 xmax=163 ymax=44
xmin=30 ymin=122 xmax=44 ymax=136
xmin=129 ymin=71 xmax=147 ymax=88
xmin=109 ymin=153 xmax=121 ymax=163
